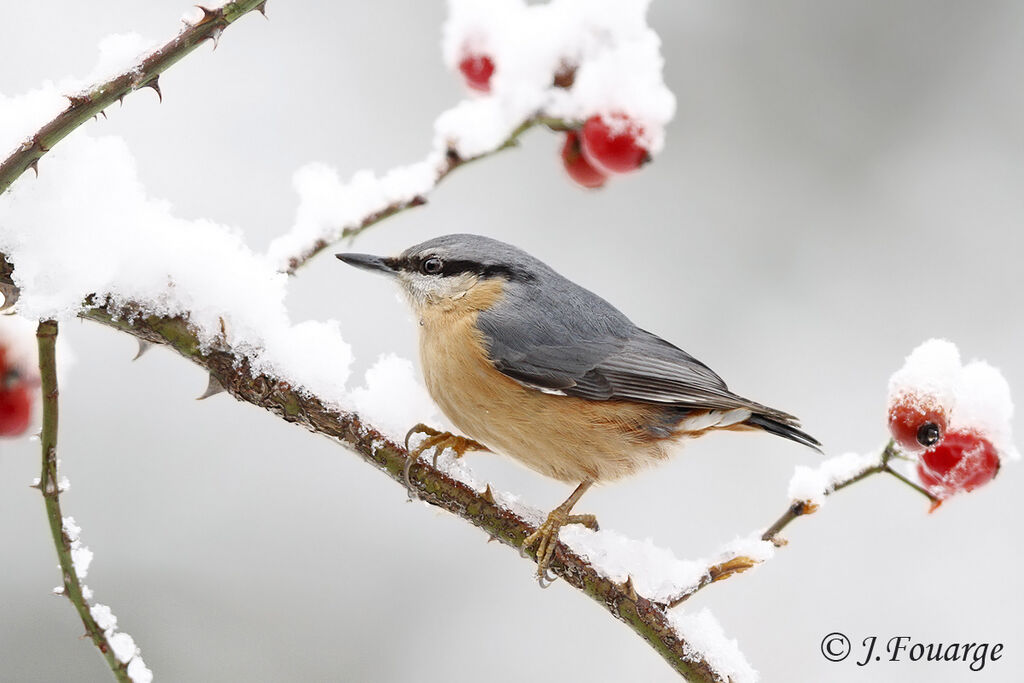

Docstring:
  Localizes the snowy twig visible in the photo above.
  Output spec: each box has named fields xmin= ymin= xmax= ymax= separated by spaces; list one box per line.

xmin=0 ymin=257 xmax=721 ymax=682
xmin=281 ymin=117 xmax=570 ymax=274
xmin=666 ymin=442 xmax=940 ymax=609
xmin=664 ymin=556 xmax=761 ymax=610
xmin=0 ymin=0 xmax=267 ymax=195
xmin=761 ymin=441 xmax=938 ymax=546
xmin=34 ymin=321 xmax=133 ymax=682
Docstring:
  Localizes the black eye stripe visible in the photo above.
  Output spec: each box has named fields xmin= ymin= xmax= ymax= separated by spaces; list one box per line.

xmin=401 ymin=256 xmax=534 ymax=282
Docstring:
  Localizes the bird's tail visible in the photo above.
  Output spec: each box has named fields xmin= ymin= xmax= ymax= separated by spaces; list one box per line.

xmin=745 ymin=413 xmax=823 ymax=453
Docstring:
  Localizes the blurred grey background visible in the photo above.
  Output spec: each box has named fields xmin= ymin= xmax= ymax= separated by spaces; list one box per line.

xmin=2 ymin=1 xmax=1023 ymax=681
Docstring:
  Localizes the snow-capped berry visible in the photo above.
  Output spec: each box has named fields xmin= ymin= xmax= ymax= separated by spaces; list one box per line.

xmin=917 ymin=429 xmax=1000 ymax=499
xmin=887 ymin=393 xmax=949 ymax=454
xmin=580 ymin=114 xmax=650 ymax=174
xmin=561 ymin=131 xmax=607 ymax=189
xmin=458 ymin=53 xmax=495 ymax=92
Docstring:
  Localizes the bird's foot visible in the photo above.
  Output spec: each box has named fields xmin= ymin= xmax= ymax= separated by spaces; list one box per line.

xmin=521 ymin=508 xmax=599 ymax=585
xmin=402 ymin=423 xmax=488 ymax=499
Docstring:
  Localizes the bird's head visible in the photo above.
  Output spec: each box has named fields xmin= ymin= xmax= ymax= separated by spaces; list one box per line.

xmin=337 ymin=234 xmax=539 ymax=315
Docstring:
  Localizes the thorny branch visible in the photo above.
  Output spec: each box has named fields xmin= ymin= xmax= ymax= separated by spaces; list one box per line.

xmin=0 ymin=6 xmax=940 ymax=677
xmin=35 ymin=321 xmax=132 ymax=682
xmin=0 ymin=0 xmax=268 ymax=195
xmin=281 ymin=117 xmax=573 ymax=274
xmin=3 ymin=252 xmax=722 ymax=683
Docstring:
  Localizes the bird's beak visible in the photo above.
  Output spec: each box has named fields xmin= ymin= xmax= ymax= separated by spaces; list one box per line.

xmin=335 ymin=253 xmax=399 ymax=275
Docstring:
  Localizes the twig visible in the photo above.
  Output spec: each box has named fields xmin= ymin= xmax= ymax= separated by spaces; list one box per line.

xmin=1 ymin=256 xmax=722 ymax=682
xmin=0 ymin=0 xmax=268 ymax=195
xmin=281 ymin=117 xmax=571 ymax=274
xmin=35 ymin=320 xmax=132 ymax=682
xmin=667 ymin=441 xmax=940 ymax=608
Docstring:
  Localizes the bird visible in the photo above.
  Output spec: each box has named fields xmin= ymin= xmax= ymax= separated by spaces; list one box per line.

xmin=337 ymin=234 xmax=820 ymax=579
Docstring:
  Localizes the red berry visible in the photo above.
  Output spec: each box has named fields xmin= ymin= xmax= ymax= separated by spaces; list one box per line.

xmin=458 ymin=53 xmax=495 ymax=93
xmin=0 ymin=383 xmax=30 ymax=436
xmin=561 ymin=131 xmax=608 ymax=189
xmin=0 ymin=348 xmax=32 ymax=437
xmin=887 ymin=393 xmax=949 ymax=454
xmin=917 ymin=430 xmax=1000 ymax=499
xmin=580 ymin=114 xmax=651 ymax=174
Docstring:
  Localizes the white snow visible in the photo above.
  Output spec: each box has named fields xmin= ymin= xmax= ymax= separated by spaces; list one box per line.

xmin=0 ymin=33 xmax=158 ymax=163
xmin=61 ymin=516 xmax=81 ymax=542
xmin=787 ymin=451 xmax=880 ymax=506
xmin=888 ymin=339 xmax=1018 ymax=461
xmin=127 ymin=656 xmax=154 ymax=683
xmin=668 ymin=607 xmax=759 ymax=683
xmin=107 ymin=631 xmax=137 ymax=664
xmin=90 ymin=603 xmax=118 ymax=631
xmin=349 ymin=353 xmax=440 ymax=440
xmin=268 ymin=0 xmax=675 ymax=270
xmin=559 ymin=526 xmax=775 ymax=604
xmin=78 ymin=33 xmax=155 ymax=90
xmin=70 ymin=543 xmax=93 ymax=578
xmin=265 ymin=159 xmax=440 ymax=269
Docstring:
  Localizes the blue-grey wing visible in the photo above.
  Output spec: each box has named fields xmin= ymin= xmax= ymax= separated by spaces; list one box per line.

xmin=477 ymin=279 xmax=780 ymax=415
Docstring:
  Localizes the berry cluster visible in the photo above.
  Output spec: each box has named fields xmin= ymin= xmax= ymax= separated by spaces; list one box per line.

xmin=455 ymin=50 xmax=653 ymax=189
xmin=889 ymin=392 xmax=1001 ymax=502
xmin=0 ymin=346 xmax=31 ymax=437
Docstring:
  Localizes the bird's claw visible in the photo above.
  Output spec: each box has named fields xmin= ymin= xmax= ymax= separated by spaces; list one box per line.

xmin=520 ymin=510 xmax=598 ymax=583
xmin=402 ymin=423 xmax=488 ymax=500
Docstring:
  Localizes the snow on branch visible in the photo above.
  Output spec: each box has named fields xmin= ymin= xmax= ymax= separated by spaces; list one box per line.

xmin=0 ymin=0 xmax=267 ymax=196
xmin=0 ymin=260 xmax=731 ymax=682
xmin=34 ymin=321 xmax=152 ymax=683
xmin=267 ymin=0 xmax=676 ymax=273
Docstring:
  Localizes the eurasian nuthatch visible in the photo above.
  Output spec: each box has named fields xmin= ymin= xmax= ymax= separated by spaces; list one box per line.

xmin=338 ymin=234 xmax=819 ymax=578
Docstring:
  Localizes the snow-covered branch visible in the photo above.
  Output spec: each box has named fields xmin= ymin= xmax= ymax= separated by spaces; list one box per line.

xmin=1 ymin=264 xmax=729 ymax=682
xmin=0 ymin=0 xmax=267 ymax=195
xmin=272 ymin=117 xmax=569 ymax=274
xmin=34 ymin=320 xmax=151 ymax=683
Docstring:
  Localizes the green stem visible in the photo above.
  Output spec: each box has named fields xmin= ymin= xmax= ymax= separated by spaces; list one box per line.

xmin=882 ymin=466 xmax=940 ymax=503
xmin=37 ymin=321 xmax=131 ymax=681
xmin=0 ymin=0 xmax=268 ymax=195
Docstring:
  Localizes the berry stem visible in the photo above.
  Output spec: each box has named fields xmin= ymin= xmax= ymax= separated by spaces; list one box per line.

xmin=882 ymin=466 xmax=940 ymax=504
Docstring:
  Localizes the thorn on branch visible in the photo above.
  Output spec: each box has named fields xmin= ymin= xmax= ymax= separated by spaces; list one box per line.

xmin=0 ymin=282 xmax=20 ymax=311
xmin=196 ymin=373 xmax=226 ymax=400
xmin=132 ymin=339 xmax=153 ymax=361
xmin=141 ymin=77 xmax=162 ymax=103
xmin=205 ymin=27 xmax=225 ymax=50
xmin=256 ymin=1 xmax=268 ymax=17
xmin=481 ymin=483 xmax=495 ymax=504
xmin=194 ymin=5 xmax=222 ymax=24
xmin=28 ymin=159 xmax=39 ymax=178
xmin=622 ymin=575 xmax=638 ymax=601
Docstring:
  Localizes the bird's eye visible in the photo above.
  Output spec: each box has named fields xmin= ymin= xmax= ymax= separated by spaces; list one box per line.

xmin=3 ymin=368 xmax=20 ymax=390
xmin=917 ymin=422 xmax=941 ymax=447
xmin=421 ymin=257 xmax=443 ymax=275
